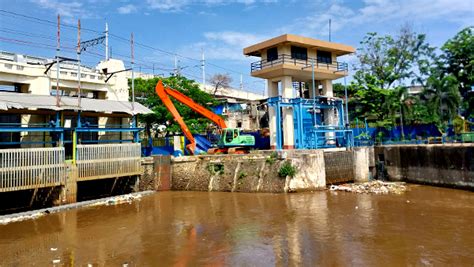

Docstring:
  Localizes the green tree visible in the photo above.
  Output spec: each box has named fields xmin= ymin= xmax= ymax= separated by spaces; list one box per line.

xmin=422 ymin=70 xmax=461 ymax=128
xmin=440 ymin=26 xmax=474 ymax=118
xmin=356 ymin=25 xmax=436 ymax=90
xmin=348 ymin=74 xmax=398 ymax=127
xmin=130 ymin=75 xmax=219 ymax=136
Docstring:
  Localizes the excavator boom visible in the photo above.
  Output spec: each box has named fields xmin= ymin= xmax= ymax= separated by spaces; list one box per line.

xmin=155 ymin=81 xmax=226 ymax=154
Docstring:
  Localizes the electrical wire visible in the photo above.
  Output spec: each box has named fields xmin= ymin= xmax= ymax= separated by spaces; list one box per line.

xmin=0 ymin=9 xmax=265 ymax=92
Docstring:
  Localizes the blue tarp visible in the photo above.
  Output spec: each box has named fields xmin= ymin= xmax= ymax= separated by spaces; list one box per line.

xmin=212 ymin=105 xmax=224 ymax=115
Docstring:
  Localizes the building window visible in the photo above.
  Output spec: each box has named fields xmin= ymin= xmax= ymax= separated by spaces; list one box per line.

xmin=0 ymin=114 xmax=21 ymax=149
xmin=267 ymin=47 xmax=278 ymax=62
xmin=317 ymin=50 xmax=332 ymax=64
xmin=291 ymin=46 xmax=307 ymax=60
xmin=0 ymin=84 xmax=19 ymax=92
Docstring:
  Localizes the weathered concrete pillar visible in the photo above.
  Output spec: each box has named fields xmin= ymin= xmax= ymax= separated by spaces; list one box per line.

xmin=282 ymin=76 xmax=294 ymax=149
xmin=353 ymin=147 xmax=370 ymax=182
xmin=154 ymin=155 xmax=171 ymax=191
xmin=267 ymin=80 xmax=279 ymax=149
xmin=321 ymin=80 xmax=333 ymax=97
xmin=173 ymin=136 xmax=182 ymax=154
xmin=384 ymin=146 xmax=403 ymax=181
xmin=287 ymin=151 xmax=326 ymax=191
xmin=63 ymin=162 xmax=78 ymax=204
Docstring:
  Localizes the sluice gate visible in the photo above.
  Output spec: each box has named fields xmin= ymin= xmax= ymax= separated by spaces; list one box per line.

xmin=77 ymin=143 xmax=142 ymax=181
xmin=0 ymin=147 xmax=66 ymax=192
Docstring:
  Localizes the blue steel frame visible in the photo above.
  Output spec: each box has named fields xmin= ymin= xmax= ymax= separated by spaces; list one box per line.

xmin=75 ymin=112 xmax=141 ymax=143
xmin=0 ymin=111 xmax=143 ymax=146
xmin=267 ymin=96 xmax=353 ymax=150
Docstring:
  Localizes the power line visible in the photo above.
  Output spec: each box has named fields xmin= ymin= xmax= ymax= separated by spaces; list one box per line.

xmin=0 ymin=9 xmax=265 ymax=92
xmin=0 ymin=9 xmax=102 ymax=34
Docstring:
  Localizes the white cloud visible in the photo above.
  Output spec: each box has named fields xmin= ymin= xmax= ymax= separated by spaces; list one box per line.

xmin=117 ymin=4 xmax=138 ymax=14
xmin=283 ymin=0 xmax=473 ymax=38
xmin=146 ymin=0 xmax=276 ymax=12
xmin=204 ymin=31 xmax=265 ymax=48
xmin=31 ymin=0 xmax=100 ymax=23
xmin=177 ymin=31 xmax=268 ymax=61
xmin=32 ymin=0 xmax=84 ymax=17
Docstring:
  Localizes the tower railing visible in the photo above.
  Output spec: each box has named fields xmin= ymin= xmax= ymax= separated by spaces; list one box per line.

xmin=251 ymin=54 xmax=348 ymax=73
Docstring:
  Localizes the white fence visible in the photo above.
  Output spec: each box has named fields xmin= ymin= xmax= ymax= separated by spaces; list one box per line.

xmin=76 ymin=143 xmax=142 ymax=181
xmin=0 ymin=147 xmax=66 ymax=192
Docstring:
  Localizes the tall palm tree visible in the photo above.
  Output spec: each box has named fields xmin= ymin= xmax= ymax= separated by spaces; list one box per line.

xmin=424 ymin=72 xmax=461 ymax=124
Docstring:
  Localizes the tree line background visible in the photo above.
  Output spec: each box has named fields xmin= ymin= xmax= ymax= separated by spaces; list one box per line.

xmin=334 ymin=25 xmax=473 ymax=134
xmin=132 ymin=26 xmax=473 ymax=136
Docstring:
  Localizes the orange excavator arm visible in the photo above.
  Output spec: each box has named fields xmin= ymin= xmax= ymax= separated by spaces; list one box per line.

xmin=155 ymin=81 xmax=226 ymax=154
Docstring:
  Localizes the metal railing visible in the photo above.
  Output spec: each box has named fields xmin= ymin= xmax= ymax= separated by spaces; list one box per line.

xmin=76 ymin=143 xmax=141 ymax=181
xmin=0 ymin=147 xmax=66 ymax=192
xmin=251 ymin=54 xmax=348 ymax=73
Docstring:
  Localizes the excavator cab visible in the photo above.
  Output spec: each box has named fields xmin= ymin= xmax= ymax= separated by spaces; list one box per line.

xmin=218 ymin=128 xmax=255 ymax=148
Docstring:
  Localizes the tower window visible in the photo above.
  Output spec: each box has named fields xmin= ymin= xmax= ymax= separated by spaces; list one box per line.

xmin=267 ymin=47 xmax=278 ymax=62
xmin=291 ymin=46 xmax=307 ymax=60
xmin=317 ymin=50 xmax=332 ymax=64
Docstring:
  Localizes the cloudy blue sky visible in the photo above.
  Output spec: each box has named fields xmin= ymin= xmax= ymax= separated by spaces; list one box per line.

xmin=1 ymin=0 xmax=473 ymax=93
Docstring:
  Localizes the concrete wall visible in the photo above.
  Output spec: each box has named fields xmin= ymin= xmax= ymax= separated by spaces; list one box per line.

xmin=171 ymin=151 xmax=327 ymax=193
xmin=170 ymin=149 xmax=369 ymax=192
xmin=375 ymin=144 xmax=474 ymax=189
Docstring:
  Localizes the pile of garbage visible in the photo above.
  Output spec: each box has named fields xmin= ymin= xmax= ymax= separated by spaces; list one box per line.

xmin=329 ymin=180 xmax=407 ymax=194
xmin=86 ymin=193 xmax=142 ymax=207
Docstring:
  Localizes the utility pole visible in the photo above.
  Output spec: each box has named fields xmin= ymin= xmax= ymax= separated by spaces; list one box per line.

xmin=201 ymin=49 xmax=205 ymax=88
xmin=77 ymin=19 xmax=81 ymax=108
xmin=174 ymin=55 xmax=178 ymax=76
xmin=344 ymin=75 xmax=349 ymax=128
xmin=329 ymin=19 xmax=332 ymax=42
xmin=240 ymin=74 xmax=243 ymax=91
xmin=131 ymin=32 xmax=135 ymax=111
xmin=56 ymin=14 xmax=60 ymax=107
xmin=105 ymin=22 xmax=109 ymax=61
xmin=264 ymin=80 xmax=267 ymax=97
xmin=311 ymin=58 xmax=316 ymax=126
xmin=400 ymin=94 xmax=405 ymax=140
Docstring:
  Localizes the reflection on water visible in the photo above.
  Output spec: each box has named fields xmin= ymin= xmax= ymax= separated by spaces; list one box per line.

xmin=0 ymin=185 xmax=473 ymax=266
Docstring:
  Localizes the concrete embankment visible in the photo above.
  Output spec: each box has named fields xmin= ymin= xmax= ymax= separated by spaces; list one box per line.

xmin=375 ymin=144 xmax=474 ymax=189
xmin=169 ymin=148 xmax=372 ymax=193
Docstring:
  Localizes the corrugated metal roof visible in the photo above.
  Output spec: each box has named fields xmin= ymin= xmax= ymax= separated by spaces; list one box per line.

xmin=0 ymin=92 xmax=152 ymax=115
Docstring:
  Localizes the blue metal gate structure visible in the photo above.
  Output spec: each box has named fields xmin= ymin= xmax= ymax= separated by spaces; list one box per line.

xmin=267 ymin=96 xmax=353 ymax=150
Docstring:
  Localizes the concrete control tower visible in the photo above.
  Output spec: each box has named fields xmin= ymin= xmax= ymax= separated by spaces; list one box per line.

xmin=243 ymin=34 xmax=355 ymax=149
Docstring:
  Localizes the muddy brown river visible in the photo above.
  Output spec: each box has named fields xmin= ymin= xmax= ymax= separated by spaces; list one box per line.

xmin=0 ymin=185 xmax=473 ymax=266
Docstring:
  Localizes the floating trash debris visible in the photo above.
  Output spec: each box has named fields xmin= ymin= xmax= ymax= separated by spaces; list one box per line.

xmin=329 ymin=180 xmax=407 ymax=194
xmin=86 ymin=193 xmax=143 ymax=207
xmin=0 ymin=211 xmax=45 ymax=225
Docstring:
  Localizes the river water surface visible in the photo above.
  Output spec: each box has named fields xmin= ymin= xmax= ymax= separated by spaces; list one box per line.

xmin=0 ymin=185 xmax=473 ymax=266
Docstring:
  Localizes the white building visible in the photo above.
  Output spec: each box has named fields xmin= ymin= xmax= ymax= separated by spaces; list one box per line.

xmin=0 ymin=51 xmax=151 ymax=148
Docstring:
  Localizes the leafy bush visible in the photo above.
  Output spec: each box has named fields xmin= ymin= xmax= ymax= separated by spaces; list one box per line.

xmin=266 ymin=151 xmax=278 ymax=165
xmin=208 ymin=163 xmax=224 ymax=175
xmin=278 ymin=161 xmax=297 ymax=178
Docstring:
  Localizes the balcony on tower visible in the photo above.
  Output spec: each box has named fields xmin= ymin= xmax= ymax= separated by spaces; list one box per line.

xmin=244 ymin=34 xmax=354 ymax=81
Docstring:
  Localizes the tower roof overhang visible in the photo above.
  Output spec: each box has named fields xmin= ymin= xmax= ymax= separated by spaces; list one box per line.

xmin=243 ymin=34 xmax=355 ymax=57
